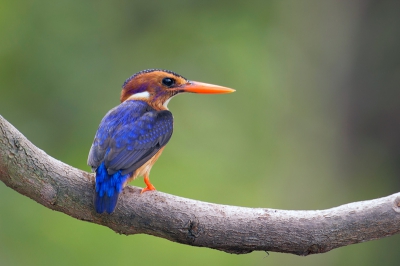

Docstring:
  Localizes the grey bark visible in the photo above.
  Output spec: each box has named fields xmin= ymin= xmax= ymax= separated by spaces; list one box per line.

xmin=1 ymin=115 xmax=399 ymax=255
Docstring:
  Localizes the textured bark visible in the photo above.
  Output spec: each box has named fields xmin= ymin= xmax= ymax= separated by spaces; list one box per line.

xmin=1 ymin=115 xmax=400 ymax=255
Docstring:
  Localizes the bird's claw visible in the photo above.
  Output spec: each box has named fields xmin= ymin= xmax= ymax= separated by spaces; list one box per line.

xmin=141 ymin=184 xmax=156 ymax=194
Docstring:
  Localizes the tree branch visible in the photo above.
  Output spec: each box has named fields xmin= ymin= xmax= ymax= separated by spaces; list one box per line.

xmin=1 ymin=115 xmax=399 ymax=255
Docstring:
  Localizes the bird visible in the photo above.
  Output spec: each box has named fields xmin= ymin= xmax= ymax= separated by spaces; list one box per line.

xmin=88 ymin=69 xmax=235 ymax=214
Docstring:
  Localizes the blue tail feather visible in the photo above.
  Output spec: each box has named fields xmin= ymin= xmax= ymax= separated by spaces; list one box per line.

xmin=94 ymin=163 xmax=130 ymax=214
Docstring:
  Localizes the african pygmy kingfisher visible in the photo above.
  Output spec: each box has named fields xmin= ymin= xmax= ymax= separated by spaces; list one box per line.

xmin=88 ymin=69 xmax=235 ymax=213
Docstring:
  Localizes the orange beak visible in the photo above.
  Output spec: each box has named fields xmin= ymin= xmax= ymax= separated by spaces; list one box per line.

xmin=180 ymin=81 xmax=235 ymax=94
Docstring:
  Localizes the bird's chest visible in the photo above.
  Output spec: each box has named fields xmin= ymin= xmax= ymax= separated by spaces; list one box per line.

xmin=128 ymin=147 xmax=165 ymax=181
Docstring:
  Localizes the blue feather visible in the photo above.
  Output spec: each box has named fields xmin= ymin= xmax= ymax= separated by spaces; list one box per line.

xmin=88 ymin=100 xmax=173 ymax=213
xmin=94 ymin=162 xmax=130 ymax=213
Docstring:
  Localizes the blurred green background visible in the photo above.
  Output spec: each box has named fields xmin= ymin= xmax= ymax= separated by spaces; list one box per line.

xmin=1 ymin=1 xmax=400 ymax=265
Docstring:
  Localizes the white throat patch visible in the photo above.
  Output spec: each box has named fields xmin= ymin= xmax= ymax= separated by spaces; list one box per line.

xmin=128 ymin=91 xmax=150 ymax=100
xmin=163 ymin=94 xmax=177 ymax=108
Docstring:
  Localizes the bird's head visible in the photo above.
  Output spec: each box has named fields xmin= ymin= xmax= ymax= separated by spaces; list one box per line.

xmin=120 ymin=69 xmax=235 ymax=109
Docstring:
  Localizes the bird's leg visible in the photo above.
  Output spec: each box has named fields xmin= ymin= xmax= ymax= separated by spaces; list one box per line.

xmin=141 ymin=173 xmax=156 ymax=194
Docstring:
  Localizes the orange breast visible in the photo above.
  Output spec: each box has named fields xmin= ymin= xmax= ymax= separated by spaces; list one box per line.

xmin=123 ymin=147 xmax=165 ymax=185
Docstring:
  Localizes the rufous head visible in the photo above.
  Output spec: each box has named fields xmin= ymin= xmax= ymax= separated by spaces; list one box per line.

xmin=120 ymin=69 xmax=235 ymax=109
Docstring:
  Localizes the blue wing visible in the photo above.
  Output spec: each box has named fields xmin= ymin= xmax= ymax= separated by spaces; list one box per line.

xmin=87 ymin=100 xmax=173 ymax=213
xmin=88 ymin=100 xmax=173 ymax=175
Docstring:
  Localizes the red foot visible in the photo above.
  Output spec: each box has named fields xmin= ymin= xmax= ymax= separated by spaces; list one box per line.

xmin=141 ymin=184 xmax=156 ymax=194
xmin=141 ymin=174 xmax=156 ymax=194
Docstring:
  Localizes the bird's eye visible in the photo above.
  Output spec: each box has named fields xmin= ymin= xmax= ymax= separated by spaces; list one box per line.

xmin=162 ymin=77 xmax=175 ymax=87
